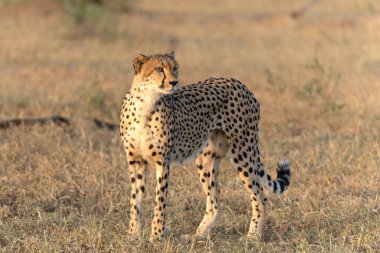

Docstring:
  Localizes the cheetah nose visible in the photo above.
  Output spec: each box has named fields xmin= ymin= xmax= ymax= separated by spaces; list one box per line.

xmin=169 ymin=80 xmax=178 ymax=87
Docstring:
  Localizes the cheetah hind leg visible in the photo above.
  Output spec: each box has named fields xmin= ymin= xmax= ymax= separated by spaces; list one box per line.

xmin=194 ymin=130 xmax=229 ymax=238
xmin=195 ymin=156 xmax=221 ymax=238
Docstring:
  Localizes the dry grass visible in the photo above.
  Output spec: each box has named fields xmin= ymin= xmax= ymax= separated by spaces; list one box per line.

xmin=1 ymin=0 xmax=380 ymax=252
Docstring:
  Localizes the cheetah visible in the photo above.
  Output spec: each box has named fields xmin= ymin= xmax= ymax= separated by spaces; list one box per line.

xmin=120 ymin=52 xmax=291 ymax=241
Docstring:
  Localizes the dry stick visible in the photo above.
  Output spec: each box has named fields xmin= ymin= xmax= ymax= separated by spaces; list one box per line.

xmin=0 ymin=115 xmax=70 ymax=129
xmin=291 ymin=0 xmax=320 ymax=19
xmin=0 ymin=115 xmax=119 ymax=131
xmin=93 ymin=118 xmax=119 ymax=131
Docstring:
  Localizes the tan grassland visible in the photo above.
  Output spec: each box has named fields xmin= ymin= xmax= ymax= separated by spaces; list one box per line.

xmin=0 ymin=0 xmax=379 ymax=252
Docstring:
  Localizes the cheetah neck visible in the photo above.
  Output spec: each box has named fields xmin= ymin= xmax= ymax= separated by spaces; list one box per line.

xmin=130 ymin=79 xmax=165 ymax=128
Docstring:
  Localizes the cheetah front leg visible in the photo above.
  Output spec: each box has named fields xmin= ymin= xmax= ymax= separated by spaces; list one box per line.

xmin=127 ymin=158 xmax=147 ymax=240
xmin=150 ymin=161 xmax=170 ymax=241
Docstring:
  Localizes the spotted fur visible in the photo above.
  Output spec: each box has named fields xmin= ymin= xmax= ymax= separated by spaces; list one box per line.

xmin=120 ymin=52 xmax=291 ymax=241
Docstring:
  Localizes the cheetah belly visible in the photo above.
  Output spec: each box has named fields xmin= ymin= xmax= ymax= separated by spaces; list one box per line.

xmin=170 ymin=138 xmax=209 ymax=165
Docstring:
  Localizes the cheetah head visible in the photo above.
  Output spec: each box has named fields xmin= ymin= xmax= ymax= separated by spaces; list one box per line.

xmin=132 ymin=51 xmax=179 ymax=94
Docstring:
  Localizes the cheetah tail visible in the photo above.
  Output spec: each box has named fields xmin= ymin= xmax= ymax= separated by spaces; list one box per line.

xmin=258 ymin=160 xmax=291 ymax=196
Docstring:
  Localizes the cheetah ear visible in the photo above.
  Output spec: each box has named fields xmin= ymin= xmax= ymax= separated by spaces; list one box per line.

xmin=133 ymin=54 xmax=149 ymax=74
xmin=166 ymin=51 xmax=175 ymax=59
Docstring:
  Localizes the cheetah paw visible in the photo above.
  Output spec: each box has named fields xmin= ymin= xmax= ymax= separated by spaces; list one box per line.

xmin=243 ymin=233 xmax=261 ymax=242
xmin=180 ymin=234 xmax=195 ymax=243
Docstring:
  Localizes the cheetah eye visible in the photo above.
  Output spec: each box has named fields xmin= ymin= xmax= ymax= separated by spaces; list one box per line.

xmin=156 ymin=67 xmax=164 ymax=72
xmin=173 ymin=66 xmax=178 ymax=72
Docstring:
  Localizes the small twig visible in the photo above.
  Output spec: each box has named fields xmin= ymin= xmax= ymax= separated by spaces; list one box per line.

xmin=291 ymin=0 xmax=320 ymax=19
xmin=0 ymin=115 xmax=120 ymax=131
xmin=0 ymin=115 xmax=70 ymax=129
xmin=93 ymin=118 xmax=119 ymax=131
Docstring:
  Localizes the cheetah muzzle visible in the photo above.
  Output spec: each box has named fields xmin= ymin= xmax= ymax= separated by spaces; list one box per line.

xmin=119 ymin=51 xmax=291 ymax=241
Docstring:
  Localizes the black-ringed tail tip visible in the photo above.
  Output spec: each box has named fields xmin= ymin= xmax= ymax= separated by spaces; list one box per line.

xmin=257 ymin=160 xmax=291 ymax=196
xmin=276 ymin=160 xmax=291 ymax=194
